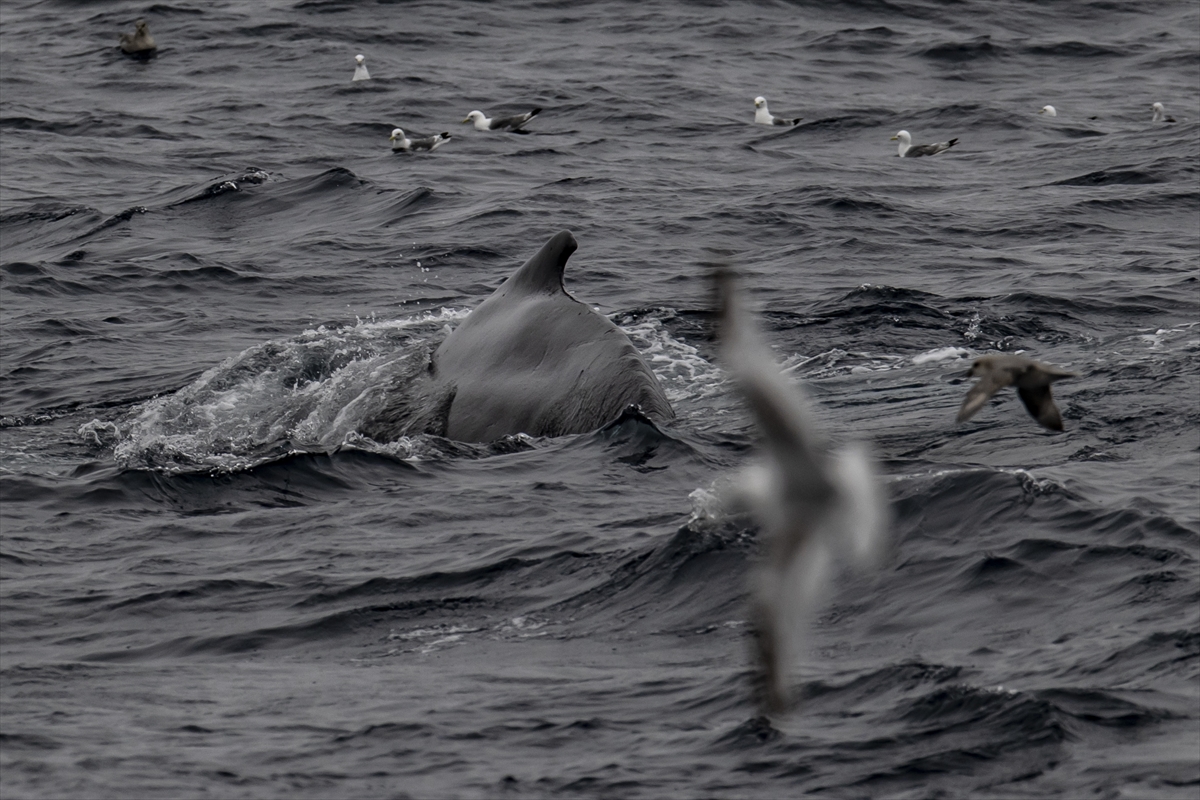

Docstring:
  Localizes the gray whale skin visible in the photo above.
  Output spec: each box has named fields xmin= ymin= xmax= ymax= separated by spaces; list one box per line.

xmin=431 ymin=230 xmax=675 ymax=442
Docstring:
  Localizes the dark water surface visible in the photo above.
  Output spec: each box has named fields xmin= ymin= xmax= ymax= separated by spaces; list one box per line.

xmin=2 ymin=1 xmax=1198 ymax=797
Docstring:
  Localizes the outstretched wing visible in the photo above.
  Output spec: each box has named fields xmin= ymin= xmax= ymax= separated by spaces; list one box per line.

xmin=1017 ymin=385 xmax=1064 ymax=431
xmin=714 ymin=269 xmax=837 ymax=712
xmin=714 ymin=270 xmax=837 ymax=512
xmin=957 ymin=371 xmax=1012 ymax=423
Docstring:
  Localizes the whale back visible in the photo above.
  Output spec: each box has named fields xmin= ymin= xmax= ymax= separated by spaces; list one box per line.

xmin=432 ymin=231 xmax=674 ymax=442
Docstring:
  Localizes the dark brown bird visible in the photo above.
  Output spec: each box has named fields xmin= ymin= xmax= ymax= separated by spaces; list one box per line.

xmin=957 ymin=354 xmax=1078 ymax=431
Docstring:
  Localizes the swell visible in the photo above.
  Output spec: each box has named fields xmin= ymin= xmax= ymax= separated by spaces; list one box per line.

xmin=752 ymin=284 xmax=1193 ymax=366
xmin=55 ymin=460 xmax=1183 ymax=669
xmin=0 ymin=168 xmax=438 ymax=267
xmin=66 ymin=514 xmax=743 ymax=664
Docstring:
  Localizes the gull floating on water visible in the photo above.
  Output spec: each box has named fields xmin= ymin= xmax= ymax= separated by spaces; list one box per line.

xmin=754 ymin=96 xmax=801 ymax=126
xmin=352 ymin=54 xmax=370 ymax=82
xmin=390 ymin=127 xmax=451 ymax=152
xmin=891 ymin=130 xmax=958 ymax=158
xmin=956 ymin=354 xmax=1078 ymax=431
xmin=462 ymin=108 xmax=541 ymax=132
xmin=119 ymin=19 xmax=156 ymax=56
xmin=1039 ymin=105 xmax=1057 ymax=117
xmin=714 ymin=269 xmax=888 ymax=713
xmin=1151 ymin=102 xmax=1175 ymax=123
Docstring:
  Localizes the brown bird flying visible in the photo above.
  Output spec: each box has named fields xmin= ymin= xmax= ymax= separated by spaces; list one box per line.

xmin=957 ymin=354 xmax=1078 ymax=431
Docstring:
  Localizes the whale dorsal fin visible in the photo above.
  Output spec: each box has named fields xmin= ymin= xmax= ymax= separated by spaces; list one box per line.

xmin=504 ymin=230 xmax=578 ymax=295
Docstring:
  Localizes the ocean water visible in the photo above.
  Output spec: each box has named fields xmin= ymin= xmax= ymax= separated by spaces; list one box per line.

xmin=1 ymin=1 xmax=1198 ymax=797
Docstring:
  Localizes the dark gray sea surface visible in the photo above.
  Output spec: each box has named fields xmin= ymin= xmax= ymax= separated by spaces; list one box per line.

xmin=2 ymin=0 xmax=1198 ymax=797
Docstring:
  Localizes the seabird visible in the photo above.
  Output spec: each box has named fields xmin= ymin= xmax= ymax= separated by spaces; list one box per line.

xmin=714 ymin=269 xmax=888 ymax=713
xmin=890 ymin=130 xmax=958 ymax=157
xmin=118 ymin=19 xmax=156 ymax=55
xmin=1039 ymin=105 xmax=1057 ymax=117
xmin=390 ymin=128 xmax=451 ymax=152
xmin=754 ymin=96 xmax=801 ymax=126
xmin=1151 ymin=102 xmax=1175 ymax=123
xmin=352 ymin=54 xmax=370 ymax=81
xmin=956 ymin=354 xmax=1078 ymax=431
xmin=462 ymin=108 xmax=541 ymax=132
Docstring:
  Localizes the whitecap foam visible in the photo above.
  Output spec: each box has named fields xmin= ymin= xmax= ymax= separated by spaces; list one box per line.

xmin=1136 ymin=321 xmax=1199 ymax=351
xmin=781 ymin=348 xmax=906 ymax=379
xmin=617 ymin=312 xmax=726 ymax=402
xmin=78 ymin=419 xmax=121 ymax=448
xmin=911 ymin=346 xmax=970 ymax=365
xmin=108 ymin=310 xmax=471 ymax=473
xmin=685 ymin=483 xmax=728 ymax=530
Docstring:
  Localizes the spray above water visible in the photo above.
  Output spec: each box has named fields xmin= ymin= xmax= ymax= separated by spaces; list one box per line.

xmin=106 ymin=312 xmax=466 ymax=472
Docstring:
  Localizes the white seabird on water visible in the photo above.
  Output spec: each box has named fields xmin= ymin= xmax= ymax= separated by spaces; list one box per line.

xmin=119 ymin=19 xmax=156 ymax=56
xmin=1039 ymin=105 xmax=1057 ymax=117
xmin=1152 ymin=102 xmax=1175 ymax=123
xmin=390 ymin=128 xmax=451 ymax=152
xmin=352 ymin=54 xmax=370 ymax=82
xmin=714 ymin=269 xmax=888 ymax=713
xmin=956 ymin=354 xmax=1078 ymax=431
xmin=462 ymin=108 xmax=541 ymax=132
xmin=890 ymin=130 xmax=958 ymax=158
xmin=753 ymin=96 xmax=801 ymax=126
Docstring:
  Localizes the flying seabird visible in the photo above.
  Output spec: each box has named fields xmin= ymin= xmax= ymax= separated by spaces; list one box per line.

xmin=1151 ymin=102 xmax=1175 ymax=123
xmin=754 ymin=96 xmax=801 ymax=126
xmin=462 ymin=108 xmax=541 ymax=132
xmin=390 ymin=128 xmax=451 ymax=152
xmin=714 ymin=269 xmax=888 ymax=713
xmin=119 ymin=19 xmax=156 ymax=55
xmin=352 ymin=54 xmax=370 ymax=82
xmin=956 ymin=354 xmax=1078 ymax=431
xmin=1039 ymin=105 xmax=1057 ymax=117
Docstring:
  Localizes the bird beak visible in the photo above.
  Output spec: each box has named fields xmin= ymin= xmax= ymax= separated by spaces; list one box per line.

xmin=889 ymin=135 xmax=898 ymax=141
xmin=461 ymin=117 xmax=471 ymax=124
xmin=962 ymin=368 xmax=974 ymax=378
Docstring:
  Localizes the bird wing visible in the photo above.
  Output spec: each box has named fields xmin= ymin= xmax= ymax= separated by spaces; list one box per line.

xmin=491 ymin=109 xmax=539 ymax=130
xmin=1036 ymin=363 xmax=1078 ymax=380
xmin=424 ymin=134 xmax=451 ymax=151
xmin=716 ymin=270 xmax=842 ymax=713
xmin=907 ymin=139 xmax=956 ymax=157
xmin=492 ymin=113 xmax=525 ymax=129
xmin=715 ymin=270 xmax=838 ymax=509
xmin=409 ymin=133 xmax=442 ymax=149
xmin=1017 ymin=385 xmax=1064 ymax=431
xmin=956 ymin=371 xmax=1013 ymax=422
